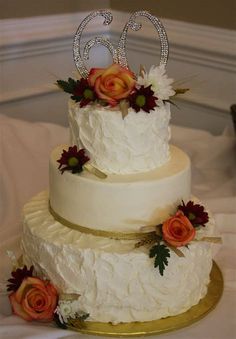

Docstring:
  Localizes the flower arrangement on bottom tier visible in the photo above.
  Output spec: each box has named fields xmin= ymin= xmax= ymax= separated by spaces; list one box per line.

xmin=7 ymin=264 xmax=89 ymax=328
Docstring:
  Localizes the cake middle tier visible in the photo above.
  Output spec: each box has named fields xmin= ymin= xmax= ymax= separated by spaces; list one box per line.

xmin=49 ymin=145 xmax=191 ymax=233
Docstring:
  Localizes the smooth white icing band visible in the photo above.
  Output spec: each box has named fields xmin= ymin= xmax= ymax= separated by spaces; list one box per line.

xmin=49 ymin=145 xmax=191 ymax=233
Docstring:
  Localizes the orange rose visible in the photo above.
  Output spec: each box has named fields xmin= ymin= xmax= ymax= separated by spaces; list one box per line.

xmin=9 ymin=276 xmax=58 ymax=321
xmin=88 ymin=63 xmax=135 ymax=106
xmin=162 ymin=210 xmax=196 ymax=247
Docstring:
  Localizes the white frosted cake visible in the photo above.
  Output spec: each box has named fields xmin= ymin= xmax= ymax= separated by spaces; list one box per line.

xmin=19 ymin=10 xmax=217 ymax=328
xmin=22 ymin=100 xmax=215 ymax=324
xmin=22 ymin=192 xmax=214 ymax=323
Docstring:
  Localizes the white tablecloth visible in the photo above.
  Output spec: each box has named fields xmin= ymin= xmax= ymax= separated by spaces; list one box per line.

xmin=0 ymin=114 xmax=236 ymax=339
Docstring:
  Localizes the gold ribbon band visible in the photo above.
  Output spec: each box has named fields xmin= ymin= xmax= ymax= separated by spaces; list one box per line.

xmin=193 ymin=236 xmax=222 ymax=244
xmin=49 ymin=203 xmax=153 ymax=240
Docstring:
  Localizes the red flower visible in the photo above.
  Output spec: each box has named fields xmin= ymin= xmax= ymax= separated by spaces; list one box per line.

xmin=57 ymin=145 xmax=90 ymax=174
xmin=129 ymin=85 xmax=157 ymax=113
xmin=72 ymin=78 xmax=97 ymax=107
xmin=178 ymin=201 xmax=209 ymax=227
xmin=7 ymin=265 xmax=34 ymax=292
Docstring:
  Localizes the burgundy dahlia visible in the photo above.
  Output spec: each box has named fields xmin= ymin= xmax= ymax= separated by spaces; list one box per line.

xmin=57 ymin=145 xmax=90 ymax=174
xmin=72 ymin=78 xmax=97 ymax=107
xmin=7 ymin=265 xmax=34 ymax=292
xmin=129 ymin=85 xmax=157 ymax=113
xmin=178 ymin=201 xmax=209 ymax=227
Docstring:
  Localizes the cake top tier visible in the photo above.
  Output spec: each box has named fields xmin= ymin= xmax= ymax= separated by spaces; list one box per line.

xmin=57 ymin=10 xmax=188 ymax=174
xmin=69 ymin=100 xmax=171 ymax=174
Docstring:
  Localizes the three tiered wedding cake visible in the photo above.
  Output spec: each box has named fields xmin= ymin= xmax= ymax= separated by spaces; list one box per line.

xmin=9 ymin=10 xmax=218 ymax=328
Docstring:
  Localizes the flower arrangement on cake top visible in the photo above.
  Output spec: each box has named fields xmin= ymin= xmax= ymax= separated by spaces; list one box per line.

xmin=57 ymin=63 xmax=186 ymax=118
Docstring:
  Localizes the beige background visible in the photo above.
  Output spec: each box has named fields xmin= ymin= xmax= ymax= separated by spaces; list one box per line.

xmin=0 ymin=0 xmax=109 ymax=19
xmin=0 ymin=0 xmax=235 ymax=30
xmin=111 ymin=0 xmax=236 ymax=30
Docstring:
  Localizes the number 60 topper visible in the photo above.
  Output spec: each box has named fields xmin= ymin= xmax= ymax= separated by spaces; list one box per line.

xmin=73 ymin=10 xmax=169 ymax=79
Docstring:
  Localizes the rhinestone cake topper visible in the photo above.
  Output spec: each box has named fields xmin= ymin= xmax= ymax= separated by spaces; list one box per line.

xmin=73 ymin=10 xmax=169 ymax=78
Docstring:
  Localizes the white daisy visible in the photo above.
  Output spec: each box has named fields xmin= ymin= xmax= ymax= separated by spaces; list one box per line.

xmin=56 ymin=300 xmax=77 ymax=323
xmin=137 ymin=65 xmax=175 ymax=100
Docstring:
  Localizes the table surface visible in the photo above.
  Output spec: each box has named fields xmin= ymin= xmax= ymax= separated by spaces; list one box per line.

xmin=0 ymin=114 xmax=235 ymax=339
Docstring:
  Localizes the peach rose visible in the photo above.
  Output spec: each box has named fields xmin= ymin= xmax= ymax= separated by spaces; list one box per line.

xmin=9 ymin=276 xmax=58 ymax=321
xmin=162 ymin=210 xmax=196 ymax=247
xmin=88 ymin=63 xmax=135 ymax=106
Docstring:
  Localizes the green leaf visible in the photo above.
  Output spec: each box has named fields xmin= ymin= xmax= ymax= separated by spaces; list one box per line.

xmin=78 ymin=313 xmax=90 ymax=321
xmin=149 ymin=243 xmax=170 ymax=276
xmin=71 ymin=94 xmax=82 ymax=102
xmin=56 ymin=78 xmax=78 ymax=94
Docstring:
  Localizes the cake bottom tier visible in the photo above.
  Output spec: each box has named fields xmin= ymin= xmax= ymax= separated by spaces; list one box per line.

xmin=22 ymin=191 xmax=214 ymax=324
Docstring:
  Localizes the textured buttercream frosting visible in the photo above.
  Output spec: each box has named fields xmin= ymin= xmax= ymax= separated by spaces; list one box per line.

xmin=49 ymin=145 xmax=191 ymax=232
xmin=22 ymin=191 xmax=215 ymax=323
xmin=69 ymin=100 xmax=171 ymax=174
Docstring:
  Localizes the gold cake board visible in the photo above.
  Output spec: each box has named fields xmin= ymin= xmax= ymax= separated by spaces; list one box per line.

xmin=68 ymin=261 xmax=223 ymax=337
